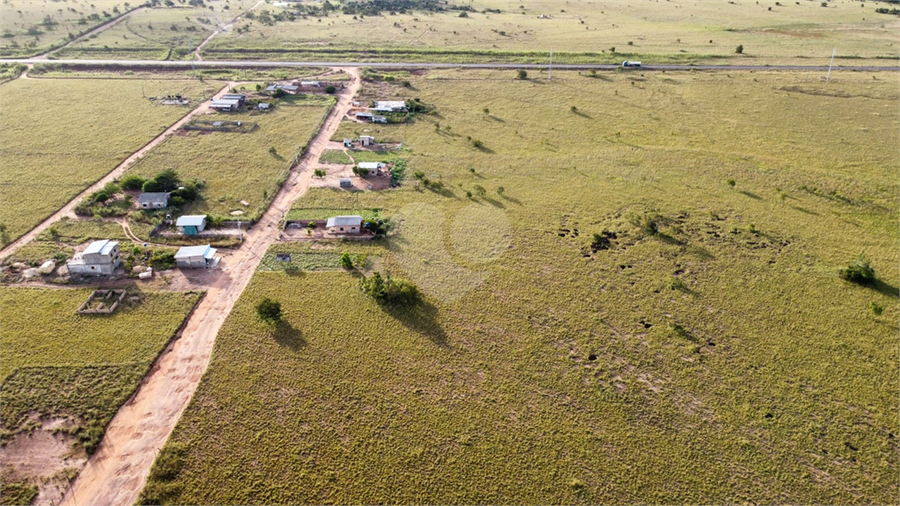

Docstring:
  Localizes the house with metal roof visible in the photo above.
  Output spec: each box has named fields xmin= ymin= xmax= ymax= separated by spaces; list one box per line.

xmin=66 ymin=239 xmax=121 ymax=275
xmin=372 ymin=100 xmax=408 ymax=112
xmin=358 ymin=162 xmax=386 ymax=171
xmin=174 ymin=244 xmax=218 ymax=269
xmin=210 ymin=98 xmax=242 ymax=112
xmin=221 ymin=93 xmax=247 ymax=105
xmin=176 ymin=215 xmax=207 ymax=235
xmin=137 ymin=192 xmax=169 ymax=209
xmin=326 ymin=215 xmax=363 ymax=234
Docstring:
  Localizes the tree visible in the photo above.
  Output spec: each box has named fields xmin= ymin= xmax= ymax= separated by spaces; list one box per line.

xmin=735 ymin=44 xmax=744 ymax=54
xmin=516 ymin=69 xmax=527 ymax=80
xmin=340 ymin=252 xmax=353 ymax=269
xmin=361 ymin=271 xmax=418 ymax=305
xmin=256 ymin=297 xmax=282 ymax=323
xmin=325 ymin=85 xmax=336 ymax=94
xmin=727 ymin=178 xmax=736 ymax=188
xmin=120 ymin=175 xmax=145 ymax=190
xmin=839 ymin=255 xmax=875 ymax=285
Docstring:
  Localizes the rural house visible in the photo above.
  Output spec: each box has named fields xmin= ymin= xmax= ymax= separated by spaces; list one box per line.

xmin=356 ymin=112 xmax=374 ymax=121
xmin=210 ymin=98 xmax=242 ymax=112
xmin=326 ymin=215 xmax=363 ymax=234
xmin=360 ymin=135 xmax=375 ymax=146
xmin=358 ymin=162 xmax=386 ymax=175
xmin=174 ymin=244 xmax=218 ymax=269
xmin=221 ymin=94 xmax=247 ymax=106
xmin=176 ymin=215 xmax=207 ymax=235
xmin=373 ymin=100 xmax=407 ymax=112
xmin=66 ymin=239 xmax=121 ymax=275
xmin=137 ymin=192 xmax=169 ymax=209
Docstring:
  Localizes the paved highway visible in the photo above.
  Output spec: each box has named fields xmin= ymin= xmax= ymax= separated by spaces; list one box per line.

xmin=2 ymin=57 xmax=898 ymax=72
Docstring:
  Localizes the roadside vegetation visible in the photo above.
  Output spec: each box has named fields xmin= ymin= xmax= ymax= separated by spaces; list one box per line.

xmin=0 ymin=77 xmax=221 ymax=247
xmin=143 ymin=69 xmax=898 ymax=504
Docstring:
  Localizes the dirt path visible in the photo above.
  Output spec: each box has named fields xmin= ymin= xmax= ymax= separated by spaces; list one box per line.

xmin=58 ymin=67 xmax=361 ymax=506
xmin=0 ymin=82 xmax=236 ymax=263
xmin=194 ymin=0 xmax=265 ymax=61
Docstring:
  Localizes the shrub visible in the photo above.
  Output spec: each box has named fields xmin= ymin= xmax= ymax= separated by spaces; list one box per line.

xmin=325 ymin=85 xmax=336 ymax=94
xmin=727 ymin=178 xmax=736 ymax=188
xmin=735 ymin=44 xmax=744 ymax=54
xmin=340 ymin=252 xmax=353 ymax=269
xmin=314 ymin=169 xmax=326 ymax=177
xmin=94 ymin=191 xmax=110 ymax=203
xmin=870 ymin=302 xmax=884 ymax=316
xmin=839 ymin=255 xmax=875 ymax=285
xmin=516 ymin=69 xmax=527 ymax=80
xmin=148 ymin=250 xmax=176 ymax=270
xmin=360 ymin=271 xmax=418 ymax=305
xmin=256 ymin=297 xmax=283 ymax=323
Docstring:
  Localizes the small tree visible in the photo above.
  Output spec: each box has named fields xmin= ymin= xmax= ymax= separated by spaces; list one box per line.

xmin=839 ymin=255 xmax=875 ymax=285
xmin=340 ymin=252 xmax=353 ymax=269
xmin=256 ymin=297 xmax=282 ymax=324
xmin=120 ymin=175 xmax=145 ymax=191
xmin=517 ymin=69 xmax=527 ymax=80
xmin=325 ymin=85 xmax=336 ymax=94
xmin=727 ymin=178 xmax=736 ymax=188
xmin=735 ymin=44 xmax=744 ymax=54
xmin=496 ymin=186 xmax=505 ymax=196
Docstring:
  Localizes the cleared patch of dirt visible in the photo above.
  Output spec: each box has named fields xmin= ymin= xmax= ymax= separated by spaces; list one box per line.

xmin=1 ymin=417 xmax=87 ymax=506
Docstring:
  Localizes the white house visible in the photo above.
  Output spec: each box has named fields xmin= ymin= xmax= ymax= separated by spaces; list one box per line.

xmin=326 ymin=215 xmax=363 ymax=234
xmin=137 ymin=192 xmax=169 ymax=209
xmin=359 ymin=135 xmax=375 ymax=146
xmin=174 ymin=244 xmax=218 ymax=269
xmin=67 ymin=239 xmax=121 ymax=275
xmin=372 ymin=100 xmax=407 ymax=112
xmin=176 ymin=215 xmax=207 ymax=235
xmin=358 ymin=162 xmax=385 ymax=171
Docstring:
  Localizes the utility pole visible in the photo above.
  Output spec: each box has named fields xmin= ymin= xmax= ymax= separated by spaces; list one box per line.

xmin=826 ymin=47 xmax=836 ymax=82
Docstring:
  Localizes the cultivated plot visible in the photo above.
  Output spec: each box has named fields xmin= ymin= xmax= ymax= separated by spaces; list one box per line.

xmin=143 ymin=69 xmax=898 ymax=504
xmin=0 ymin=77 xmax=222 ymax=247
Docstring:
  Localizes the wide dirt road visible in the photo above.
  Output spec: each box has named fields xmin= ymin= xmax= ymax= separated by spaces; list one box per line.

xmin=59 ymin=67 xmax=361 ymax=506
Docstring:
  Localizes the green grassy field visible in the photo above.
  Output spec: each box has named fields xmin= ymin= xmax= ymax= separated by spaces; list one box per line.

xmin=143 ymin=69 xmax=898 ymax=504
xmin=0 ymin=77 xmax=222 ymax=247
xmin=201 ymin=0 xmax=899 ymax=65
xmin=0 ymin=0 xmax=127 ymax=57
xmin=123 ymin=93 xmax=333 ymax=223
xmin=0 ymin=287 xmax=202 ymax=454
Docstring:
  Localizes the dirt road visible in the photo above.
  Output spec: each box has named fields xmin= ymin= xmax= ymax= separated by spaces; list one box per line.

xmin=58 ymin=67 xmax=361 ymax=506
xmin=194 ymin=0 xmax=265 ymax=61
xmin=0 ymin=82 xmax=235 ymax=263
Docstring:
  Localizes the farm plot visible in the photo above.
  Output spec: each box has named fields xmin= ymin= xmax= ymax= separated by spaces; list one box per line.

xmin=203 ymin=0 xmax=899 ymax=65
xmin=0 ymin=78 xmax=222 ymax=248
xmin=143 ymin=69 xmax=898 ymax=504
xmin=123 ymin=94 xmax=334 ymax=223
xmin=0 ymin=287 xmax=201 ymax=504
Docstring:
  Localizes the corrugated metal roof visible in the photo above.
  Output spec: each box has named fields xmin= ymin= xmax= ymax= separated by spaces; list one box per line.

xmin=176 ymin=215 xmax=206 ymax=227
xmin=358 ymin=162 xmax=384 ymax=170
xmin=137 ymin=192 xmax=169 ymax=204
xmin=175 ymin=244 xmax=211 ymax=259
xmin=326 ymin=215 xmax=362 ymax=227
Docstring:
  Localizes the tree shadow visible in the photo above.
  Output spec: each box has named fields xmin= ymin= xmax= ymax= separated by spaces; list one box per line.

xmin=273 ymin=320 xmax=306 ymax=351
xmin=473 ymin=145 xmax=495 ymax=154
xmin=655 ymin=232 xmax=686 ymax=246
xmin=381 ymin=298 xmax=448 ymax=347
xmin=790 ymin=205 xmax=819 ymax=216
xmin=486 ymin=115 xmax=505 ymax=123
xmin=481 ymin=196 xmax=506 ymax=209
xmin=572 ymin=110 xmax=593 ymax=119
xmin=870 ymin=278 xmax=899 ymax=298
xmin=500 ymin=194 xmax=522 ymax=206
xmin=739 ymin=190 xmax=763 ymax=200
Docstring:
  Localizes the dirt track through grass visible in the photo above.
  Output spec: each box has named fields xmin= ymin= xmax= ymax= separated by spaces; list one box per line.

xmin=57 ymin=67 xmax=360 ymax=506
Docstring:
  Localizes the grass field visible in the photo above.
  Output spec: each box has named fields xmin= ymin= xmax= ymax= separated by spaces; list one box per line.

xmin=143 ymin=69 xmax=898 ymax=504
xmin=0 ymin=77 xmax=222 ymax=247
xmin=123 ymin=93 xmax=334 ymax=223
xmin=0 ymin=287 xmax=201 ymax=456
xmin=0 ymin=0 xmax=127 ymax=57
xmin=201 ymin=0 xmax=900 ymax=65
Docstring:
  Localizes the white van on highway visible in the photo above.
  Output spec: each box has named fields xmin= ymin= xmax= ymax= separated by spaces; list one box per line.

xmin=622 ymin=61 xmax=642 ymax=68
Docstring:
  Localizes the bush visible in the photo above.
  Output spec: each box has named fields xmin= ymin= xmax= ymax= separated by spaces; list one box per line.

xmin=325 ymin=85 xmax=336 ymax=94
xmin=148 ymin=250 xmax=176 ymax=270
xmin=871 ymin=302 xmax=884 ymax=316
xmin=735 ymin=44 xmax=744 ymax=54
xmin=839 ymin=255 xmax=875 ymax=285
xmin=727 ymin=178 xmax=736 ymax=188
xmin=340 ymin=252 xmax=353 ymax=269
xmin=516 ymin=69 xmax=527 ymax=80
xmin=360 ymin=271 xmax=418 ymax=305
xmin=94 ymin=191 xmax=110 ymax=203
xmin=256 ymin=297 xmax=282 ymax=323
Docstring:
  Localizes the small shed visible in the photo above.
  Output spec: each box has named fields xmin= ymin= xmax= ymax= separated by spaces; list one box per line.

xmin=358 ymin=162 xmax=385 ymax=171
xmin=343 ymin=138 xmax=353 ymax=148
xmin=258 ymin=103 xmax=271 ymax=111
xmin=356 ymin=112 xmax=374 ymax=121
xmin=326 ymin=215 xmax=363 ymax=234
xmin=137 ymin=192 xmax=169 ymax=209
xmin=373 ymin=100 xmax=407 ymax=112
xmin=265 ymin=84 xmax=279 ymax=93
xmin=371 ymin=115 xmax=387 ymax=124
xmin=360 ymin=135 xmax=375 ymax=146
xmin=176 ymin=215 xmax=207 ymax=235
xmin=282 ymin=85 xmax=300 ymax=94
xmin=339 ymin=178 xmax=353 ymax=188
xmin=174 ymin=244 xmax=217 ymax=269
xmin=300 ymin=81 xmax=320 ymax=87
